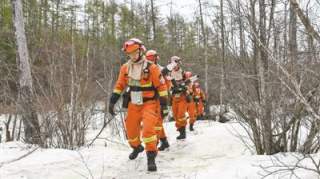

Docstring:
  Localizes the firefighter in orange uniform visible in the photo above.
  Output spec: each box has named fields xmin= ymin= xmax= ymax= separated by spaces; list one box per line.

xmin=170 ymin=56 xmax=191 ymax=139
xmin=194 ymin=82 xmax=206 ymax=120
xmin=145 ymin=49 xmax=170 ymax=151
xmin=109 ymin=38 xmax=169 ymax=172
xmin=184 ymin=71 xmax=197 ymax=131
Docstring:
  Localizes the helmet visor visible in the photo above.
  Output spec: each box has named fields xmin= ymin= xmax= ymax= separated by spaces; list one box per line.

xmin=123 ymin=41 xmax=140 ymax=53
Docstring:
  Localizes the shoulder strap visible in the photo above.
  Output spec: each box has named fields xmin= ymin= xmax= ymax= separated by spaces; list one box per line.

xmin=143 ymin=60 xmax=153 ymax=73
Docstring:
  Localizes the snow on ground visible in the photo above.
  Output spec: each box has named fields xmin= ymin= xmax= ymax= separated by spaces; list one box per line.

xmin=0 ymin=119 xmax=319 ymax=179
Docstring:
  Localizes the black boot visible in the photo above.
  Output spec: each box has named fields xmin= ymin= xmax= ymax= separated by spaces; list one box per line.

xmin=158 ymin=137 xmax=170 ymax=151
xmin=176 ymin=127 xmax=186 ymax=140
xmin=146 ymin=151 xmax=157 ymax=172
xmin=197 ymin=114 xmax=204 ymax=120
xmin=189 ymin=123 xmax=194 ymax=131
xmin=129 ymin=145 xmax=144 ymax=160
xmin=200 ymin=114 xmax=204 ymax=120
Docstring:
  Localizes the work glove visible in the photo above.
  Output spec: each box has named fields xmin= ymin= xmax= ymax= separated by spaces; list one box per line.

xmin=109 ymin=93 xmax=120 ymax=116
xmin=109 ymin=103 xmax=115 ymax=116
xmin=171 ymin=86 xmax=180 ymax=94
xmin=172 ymin=83 xmax=187 ymax=94
xmin=180 ymin=84 xmax=188 ymax=92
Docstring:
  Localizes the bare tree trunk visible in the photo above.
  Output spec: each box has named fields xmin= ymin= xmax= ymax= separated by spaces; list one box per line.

xmin=11 ymin=0 xmax=42 ymax=145
xmin=250 ymin=117 xmax=264 ymax=154
xmin=250 ymin=0 xmax=260 ymax=102
xmin=0 ymin=127 xmax=2 ymax=143
xmin=219 ymin=0 xmax=227 ymax=119
xmin=237 ymin=0 xmax=246 ymax=58
xmin=144 ymin=1 xmax=150 ymax=41
xmin=290 ymin=116 xmax=300 ymax=151
xmin=258 ymin=0 xmax=272 ymax=154
xmin=11 ymin=114 xmax=17 ymax=140
xmin=289 ymin=0 xmax=320 ymax=42
xmin=130 ymin=0 xmax=134 ymax=34
xmin=5 ymin=115 xmax=12 ymax=141
xmin=289 ymin=1 xmax=297 ymax=71
xmin=266 ymin=0 xmax=276 ymax=47
xmin=305 ymin=3 xmax=316 ymax=63
xmin=110 ymin=0 xmax=116 ymax=43
xmin=283 ymin=1 xmax=289 ymax=63
xmin=302 ymin=121 xmax=319 ymax=153
xmin=288 ymin=0 xmax=300 ymax=153
xmin=248 ymin=0 xmax=264 ymax=154
xmin=17 ymin=118 xmax=22 ymax=140
xmin=151 ymin=0 xmax=156 ymax=41
xmin=69 ymin=1 xmax=77 ymax=149
xmin=198 ymin=0 xmax=208 ymax=109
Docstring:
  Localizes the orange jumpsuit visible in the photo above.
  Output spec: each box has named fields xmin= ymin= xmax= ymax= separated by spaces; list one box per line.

xmin=187 ymin=84 xmax=197 ymax=125
xmin=154 ymin=67 xmax=172 ymax=141
xmin=194 ymin=87 xmax=205 ymax=117
xmin=172 ymin=93 xmax=188 ymax=129
xmin=171 ymin=72 xmax=188 ymax=130
xmin=112 ymin=60 xmax=168 ymax=152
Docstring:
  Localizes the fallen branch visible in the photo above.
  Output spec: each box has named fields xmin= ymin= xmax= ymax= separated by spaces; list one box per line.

xmin=87 ymin=113 xmax=116 ymax=147
xmin=0 ymin=146 xmax=39 ymax=168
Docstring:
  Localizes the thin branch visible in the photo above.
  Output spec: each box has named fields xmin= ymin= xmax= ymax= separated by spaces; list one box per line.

xmin=0 ymin=147 xmax=39 ymax=168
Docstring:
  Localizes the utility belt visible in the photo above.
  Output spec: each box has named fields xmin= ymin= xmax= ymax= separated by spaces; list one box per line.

xmin=172 ymin=90 xmax=186 ymax=98
xmin=171 ymin=84 xmax=187 ymax=96
xmin=122 ymin=85 xmax=158 ymax=108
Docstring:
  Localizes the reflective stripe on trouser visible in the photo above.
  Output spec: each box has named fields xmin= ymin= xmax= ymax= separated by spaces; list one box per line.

xmin=125 ymin=101 xmax=159 ymax=151
xmin=155 ymin=101 xmax=167 ymax=140
xmin=172 ymin=95 xmax=188 ymax=129
xmin=155 ymin=121 xmax=166 ymax=139
xmin=187 ymin=101 xmax=197 ymax=125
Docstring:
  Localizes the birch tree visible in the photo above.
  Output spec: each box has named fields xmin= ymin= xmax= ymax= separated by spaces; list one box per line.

xmin=11 ymin=0 xmax=41 ymax=145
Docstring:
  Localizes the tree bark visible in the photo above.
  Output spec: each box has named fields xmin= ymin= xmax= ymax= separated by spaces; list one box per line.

xmin=258 ymin=0 xmax=272 ymax=154
xmin=289 ymin=0 xmax=320 ymax=42
xmin=151 ymin=0 xmax=156 ymax=41
xmin=237 ymin=0 xmax=246 ymax=58
xmin=11 ymin=0 xmax=41 ymax=145
xmin=198 ymin=0 xmax=208 ymax=108
xmin=219 ymin=0 xmax=226 ymax=117
xmin=289 ymin=1 xmax=297 ymax=71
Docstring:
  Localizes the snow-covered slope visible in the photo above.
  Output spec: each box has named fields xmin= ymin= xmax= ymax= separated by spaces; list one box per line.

xmin=0 ymin=120 xmax=319 ymax=179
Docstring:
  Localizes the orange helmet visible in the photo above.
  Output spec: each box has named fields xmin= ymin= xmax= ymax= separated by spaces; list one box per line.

xmin=184 ymin=71 xmax=192 ymax=79
xmin=194 ymin=82 xmax=200 ymax=88
xmin=146 ymin=50 xmax=159 ymax=62
xmin=122 ymin=38 xmax=146 ymax=54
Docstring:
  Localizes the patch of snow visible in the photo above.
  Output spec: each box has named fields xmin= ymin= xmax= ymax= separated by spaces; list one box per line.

xmin=0 ymin=118 xmax=319 ymax=179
